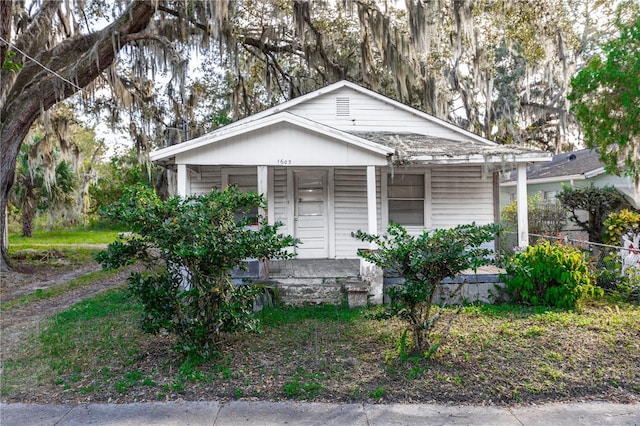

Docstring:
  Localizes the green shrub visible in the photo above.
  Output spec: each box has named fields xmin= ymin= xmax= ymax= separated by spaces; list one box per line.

xmin=615 ymin=271 xmax=640 ymax=304
xmin=501 ymin=194 xmax=566 ymax=235
xmin=503 ymin=241 xmax=603 ymax=309
xmin=354 ymin=222 xmax=500 ymax=357
xmin=96 ymin=184 xmax=297 ymax=356
xmin=603 ymin=208 xmax=640 ymax=245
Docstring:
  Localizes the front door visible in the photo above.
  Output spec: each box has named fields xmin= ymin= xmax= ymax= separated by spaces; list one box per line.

xmin=294 ymin=171 xmax=328 ymax=258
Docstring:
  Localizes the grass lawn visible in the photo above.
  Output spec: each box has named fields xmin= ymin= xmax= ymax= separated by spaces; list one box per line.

xmin=2 ymin=287 xmax=638 ymax=405
xmin=8 ymin=227 xmax=122 ymax=249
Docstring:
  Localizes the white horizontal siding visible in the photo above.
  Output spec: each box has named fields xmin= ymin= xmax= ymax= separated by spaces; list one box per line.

xmin=333 ymin=167 xmax=380 ymax=258
xmin=178 ymin=122 xmax=388 ymax=166
xmin=189 ymin=166 xmax=221 ymax=195
xmin=431 ymin=166 xmax=493 ymax=228
xmin=289 ymin=87 xmax=467 ymax=140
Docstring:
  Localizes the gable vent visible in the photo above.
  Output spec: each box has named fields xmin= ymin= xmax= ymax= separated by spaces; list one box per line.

xmin=336 ymin=96 xmax=350 ymax=117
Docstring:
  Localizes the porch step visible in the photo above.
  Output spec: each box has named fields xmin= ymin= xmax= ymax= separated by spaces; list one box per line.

xmin=273 ymin=276 xmax=359 ymax=286
xmin=270 ymin=277 xmax=367 ymax=306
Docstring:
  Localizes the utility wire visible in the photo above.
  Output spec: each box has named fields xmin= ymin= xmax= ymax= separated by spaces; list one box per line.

xmin=0 ymin=35 xmax=83 ymax=91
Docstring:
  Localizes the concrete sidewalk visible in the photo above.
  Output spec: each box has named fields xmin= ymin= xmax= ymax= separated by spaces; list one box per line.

xmin=1 ymin=400 xmax=639 ymax=426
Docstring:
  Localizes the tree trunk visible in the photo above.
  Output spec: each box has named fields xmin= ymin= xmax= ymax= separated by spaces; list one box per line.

xmin=0 ymin=135 xmax=23 ymax=271
xmin=0 ymin=0 xmax=157 ymax=271
xmin=21 ymin=194 xmax=35 ymax=237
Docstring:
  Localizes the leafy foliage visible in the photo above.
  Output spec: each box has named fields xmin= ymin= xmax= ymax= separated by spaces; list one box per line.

xmin=353 ymin=223 xmax=500 ymax=357
xmin=96 ymin=184 xmax=297 ymax=356
xmin=556 ymin=184 xmax=626 ymax=243
xmin=568 ymin=13 xmax=640 ymax=184
xmin=10 ymin=136 xmax=77 ymax=237
xmin=603 ymin=208 xmax=640 ymax=245
xmin=501 ymin=194 xmax=567 ymax=235
xmin=503 ymin=241 xmax=602 ymax=309
xmin=89 ymin=149 xmax=160 ymax=214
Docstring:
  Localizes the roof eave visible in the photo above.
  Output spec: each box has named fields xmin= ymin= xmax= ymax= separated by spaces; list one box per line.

xmin=500 ymin=174 xmax=587 ymax=187
xmin=407 ymin=153 xmax=553 ymax=164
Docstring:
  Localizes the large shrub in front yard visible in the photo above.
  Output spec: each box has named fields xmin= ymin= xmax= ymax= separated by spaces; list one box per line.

xmin=503 ymin=241 xmax=602 ymax=309
xmin=96 ymin=184 xmax=296 ymax=356
xmin=354 ymin=223 xmax=500 ymax=357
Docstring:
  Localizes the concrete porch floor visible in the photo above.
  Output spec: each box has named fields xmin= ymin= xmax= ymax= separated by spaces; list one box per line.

xmin=267 ymin=259 xmax=360 ymax=279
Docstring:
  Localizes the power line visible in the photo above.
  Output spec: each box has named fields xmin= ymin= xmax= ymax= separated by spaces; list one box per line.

xmin=0 ymin=35 xmax=83 ymax=91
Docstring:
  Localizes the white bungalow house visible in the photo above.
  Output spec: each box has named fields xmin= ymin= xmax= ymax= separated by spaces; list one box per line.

xmin=151 ymin=80 xmax=551 ymax=305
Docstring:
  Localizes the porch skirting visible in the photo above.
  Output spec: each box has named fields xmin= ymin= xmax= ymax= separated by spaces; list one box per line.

xmin=233 ymin=261 xmax=505 ymax=307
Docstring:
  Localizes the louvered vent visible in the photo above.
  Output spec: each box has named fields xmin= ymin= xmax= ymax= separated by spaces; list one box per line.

xmin=336 ymin=97 xmax=350 ymax=117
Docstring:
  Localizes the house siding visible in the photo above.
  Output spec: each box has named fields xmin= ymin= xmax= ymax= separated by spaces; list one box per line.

xmin=431 ymin=165 xmax=493 ymax=228
xmin=333 ymin=167 xmax=381 ymax=258
xmin=288 ymin=87 xmax=467 ymax=139
xmin=189 ymin=166 xmax=221 ymax=195
xmin=177 ymin=122 xmax=389 ymax=167
xmin=184 ymin=165 xmax=493 ymax=255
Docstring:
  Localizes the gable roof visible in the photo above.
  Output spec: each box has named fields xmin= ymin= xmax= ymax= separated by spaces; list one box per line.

xmin=152 ymin=80 xmax=552 ymax=166
xmin=502 ymin=149 xmax=605 ymax=184
xmin=151 ymin=112 xmax=395 ymax=165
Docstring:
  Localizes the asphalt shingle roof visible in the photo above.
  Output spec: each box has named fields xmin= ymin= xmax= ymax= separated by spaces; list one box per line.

xmin=346 ymin=131 xmax=544 ymax=162
xmin=502 ymin=148 xmax=603 ymax=182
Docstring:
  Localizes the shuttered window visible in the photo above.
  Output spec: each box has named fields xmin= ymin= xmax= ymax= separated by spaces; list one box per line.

xmin=388 ymin=173 xmax=424 ymax=226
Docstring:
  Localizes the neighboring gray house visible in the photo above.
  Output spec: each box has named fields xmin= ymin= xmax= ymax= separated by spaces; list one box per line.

xmin=151 ymin=81 xmax=551 ymax=304
xmin=501 ymin=148 xmax=639 ymax=210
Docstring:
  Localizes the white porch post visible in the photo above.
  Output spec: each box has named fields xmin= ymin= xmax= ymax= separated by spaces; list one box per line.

xmin=517 ymin=163 xmax=529 ymax=248
xmin=363 ymin=165 xmax=383 ymax=305
xmin=257 ymin=165 xmax=269 ymax=279
xmin=367 ymin=166 xmax=378 ymax=237
xmin=177 ymin=164 xmax=188 ymax=197
xmin=257 ymin=165 xmax=268 ymax=221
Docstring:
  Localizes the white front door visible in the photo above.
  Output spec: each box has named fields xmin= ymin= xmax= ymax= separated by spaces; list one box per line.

xmin=294 ymin=171 xmax=328 ymax=258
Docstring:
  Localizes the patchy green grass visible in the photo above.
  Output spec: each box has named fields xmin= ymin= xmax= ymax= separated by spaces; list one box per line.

xmin=8 ymin=227 xmax=121 ymax=249
xmin=2 ymin=290 xmax=639 ymax=405
xmin=1 ymin=289 xmax=154 ymax=400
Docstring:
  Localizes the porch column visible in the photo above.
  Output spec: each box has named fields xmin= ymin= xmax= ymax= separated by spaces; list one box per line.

xmin=366 ymin=165 xmax=377 ymax=236
xmin=257 ymin=165 xmax=269 ymax=279
xmin=517 ymin=163 xmax=529 ymax=248
xmin=363 ymin=165 xmax=383 ymax=305
xmin=257 ymin=165 xmax=268 ymax=222
xmin=177 ymin=164 xmax=188 ymax=197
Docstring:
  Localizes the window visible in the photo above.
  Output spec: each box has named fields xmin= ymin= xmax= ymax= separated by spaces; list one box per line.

xmin=388 ymin=173 xmax=425 ymax=226
xmin=228 ymin=173 xmax=259 ymax=224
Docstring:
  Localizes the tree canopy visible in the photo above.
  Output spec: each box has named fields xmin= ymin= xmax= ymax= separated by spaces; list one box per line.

xmin=557 ymin=184 xmax=627 ymax=243
xmin=568 ymin=12 xmax=640 ymax=186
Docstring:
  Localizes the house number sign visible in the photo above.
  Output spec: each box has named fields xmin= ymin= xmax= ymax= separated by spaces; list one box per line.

xmin=277 ymin=159 xmax=292 ymax=165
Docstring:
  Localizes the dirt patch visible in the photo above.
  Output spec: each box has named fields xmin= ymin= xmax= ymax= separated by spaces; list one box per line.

xmin=0 ymin=254 xmax=135 ymax=363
